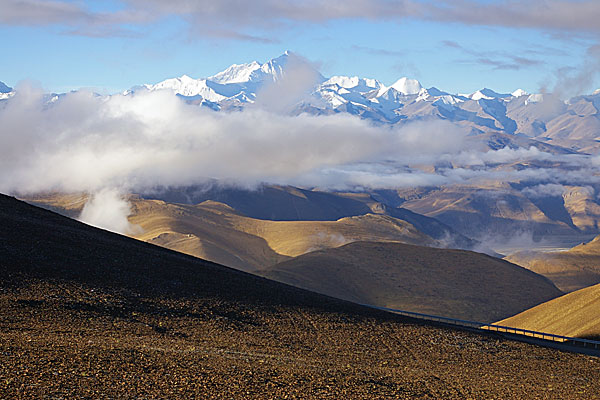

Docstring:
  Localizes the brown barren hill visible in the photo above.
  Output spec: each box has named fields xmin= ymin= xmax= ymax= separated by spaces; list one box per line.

xmin=263 ymin=241 xmax=562 ymax=323
xmin=129 ymin=199 xmax=438 ymax=267
xmin=1 ymin=193 xmax=599 ymax=399
xmin=25 ymin=193 xmax=439 ymax=273
xmin=506 ymin=234 xmax=600 ymax=292
xmin=497 ymin=282 xmax=600 ymax=340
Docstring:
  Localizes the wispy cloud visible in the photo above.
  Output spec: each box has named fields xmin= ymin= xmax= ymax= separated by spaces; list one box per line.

xmin=350 ymin=45 xmax=406 ymax=57
xmin=0 ymin=84 xmax=469 ymax=194
xmin=3 ymin=0 xmax=600 ymax=39
xmin=427 ymin=0 xmax=600 ymax=34
xmin=552 ymin=43 xmax=600 ymax=98
xmin=0 ymin=0 xmax=151 ymax=37
xmin=442 ymin=40 xmax=544 ymax=71
xmin=0 ymin=0 xmax=90 ymax=26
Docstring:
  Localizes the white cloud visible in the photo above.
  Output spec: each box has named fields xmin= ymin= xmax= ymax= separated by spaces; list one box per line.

xmin=253 ymin=53 xmax=323 ymax=114
xmin=2 ymin=81 xmax=600 ymax=231
xmin=78 ymin=188 xmax=141 ymax=234
xmin=4 ymin=0 xmax=600 ymax=39
xmin=1 ymin=82 xmax=599 ymax=204
xmin=0 ymin=84 xmax=472 ymax=195
xmin=521 ymin=183 xmax=566 ymax=198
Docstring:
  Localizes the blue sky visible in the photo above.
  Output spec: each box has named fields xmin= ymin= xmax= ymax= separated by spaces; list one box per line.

xmin=1 ymin=0 xmax=599 ymax=95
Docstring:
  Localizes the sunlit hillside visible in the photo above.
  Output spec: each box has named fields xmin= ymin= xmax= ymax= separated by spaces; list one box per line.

xmin=506 ymin=235 xmax=600 ymax=292
xmin=497 ymin=282 xmax=600 ymax=339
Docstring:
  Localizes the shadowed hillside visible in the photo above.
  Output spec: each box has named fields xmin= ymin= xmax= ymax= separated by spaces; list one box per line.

xmin=262 ymin=241 xmax=562 ymax=323
xmin=143 ymin=184 xmax=372 ymax=221
xmin=497 ymin=282 xmax=600 ymax=340
xmin=140 ymin=184 xmax=478 ymax=249
xmin=397 ymin=183 xmax=599 ymax=247
xmin=1 ymin=193 xmax=599 ymax=398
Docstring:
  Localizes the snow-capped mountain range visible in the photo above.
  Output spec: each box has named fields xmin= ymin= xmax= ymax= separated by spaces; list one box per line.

xmin=3 ymin=52 xmax=600 ymax=153
xmin=131 ymin=51 xmax=539 ymax=118
xmin=128 ymin=52 xmax=600 ymax=153
xmin=129 ymin=52 xmax=309 ymax=107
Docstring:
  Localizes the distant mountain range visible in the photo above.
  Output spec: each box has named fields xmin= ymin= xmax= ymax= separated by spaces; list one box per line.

xmin=3 ymin=52 xmax=600 ymax=154
xmin=124 ymin=51 xmax=600 ymax=154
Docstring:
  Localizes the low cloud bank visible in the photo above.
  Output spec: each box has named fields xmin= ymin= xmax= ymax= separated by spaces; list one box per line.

xmin=0 ymin=84 xmax=473 ymax=195
xmin=1 ymin=83 xmax=600 ymax=230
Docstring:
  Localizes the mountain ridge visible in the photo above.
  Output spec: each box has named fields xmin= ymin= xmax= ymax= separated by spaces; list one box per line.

xmin=127 ymin=52 xmax=600 ymax=153
xmin=5 ymin=52 xmax=600 ymax=153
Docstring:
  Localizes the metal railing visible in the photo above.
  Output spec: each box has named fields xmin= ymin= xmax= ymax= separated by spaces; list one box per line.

xmin=362 ymin=304 xmax=600 ymax=351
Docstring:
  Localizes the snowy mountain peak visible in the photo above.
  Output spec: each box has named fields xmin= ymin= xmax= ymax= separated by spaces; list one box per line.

xmin=511 ymin=89 xmax=528 ymax=97
xmin=389 ymin=77 xmax=422 ymax=95
xmin=325 ymin=76 xmax=357 ymax=89
xmin=0 ymin=81 xmax=12 ymax=93
xmin=209 ymin=61 xmax=261 ymax=84
xmin=593 ymin=89 xmax=600 ymax=96
xmin=324 ymin=76 xmax=381 ymax=91
xmin=470 ymin=88 xmax=511 ymax=100
xmin=140 ymin=52 xmax=322 ymax=104
xmin=258 ymin=57 xmax=286 ymax=81
xmin=209 ymin=52 xmax=296 ymax=86
xmin=146 ymin=75 xmax=230 ymax=102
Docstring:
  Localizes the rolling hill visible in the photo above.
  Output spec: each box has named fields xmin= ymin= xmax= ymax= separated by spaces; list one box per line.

xmin=1 ymin=193 xmax=599 ymax=398
xmin=261 ymin=241 xmax=562 ymax=323
xmin=130 ymin=198 xmax=441 ymax=271
xmin=25 ymin=193 xmax=452 ymax=272
xmin=496 ymin=282 xmax=600 ymax=340
xmin=141 ymin=184 xmax=477 ymax=249
xmin=506 ymin=234 xmax=600 ymax=292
